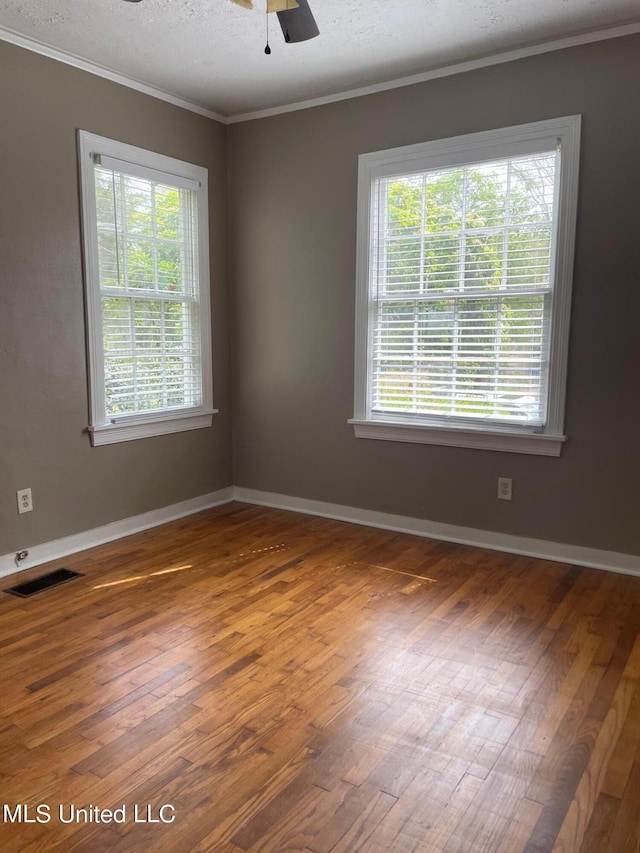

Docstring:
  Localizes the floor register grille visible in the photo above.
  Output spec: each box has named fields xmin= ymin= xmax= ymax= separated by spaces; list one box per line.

xmin=3 ymin=568 xmax=83 ymax=598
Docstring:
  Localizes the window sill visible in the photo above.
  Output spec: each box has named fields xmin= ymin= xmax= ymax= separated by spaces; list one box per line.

xmin=348 ymin=418 xmax=566 ymax=456
xmin=89 ymin=409 xmax=218 ymax=446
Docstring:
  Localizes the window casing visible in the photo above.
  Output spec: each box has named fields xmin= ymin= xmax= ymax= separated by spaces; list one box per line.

xmin=78 ymin=132 xmax=215 ymax=445
xmin=350 ymin=117 xmax=581 ymax=456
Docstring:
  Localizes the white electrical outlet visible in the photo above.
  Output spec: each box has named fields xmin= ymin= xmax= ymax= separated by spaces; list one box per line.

xmin=497 ymin=477 xmax=512 ymax=501
xmin=17 ymin=488 xmax=33 ymax=514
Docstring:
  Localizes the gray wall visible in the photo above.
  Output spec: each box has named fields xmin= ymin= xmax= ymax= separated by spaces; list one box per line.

xmin=2 ymin=34 xmax=638 ymax=560
xmin=0 ymin=41 xmax=232 ymax=556
xmin=229 ymin=34 xmax=640 ymax=556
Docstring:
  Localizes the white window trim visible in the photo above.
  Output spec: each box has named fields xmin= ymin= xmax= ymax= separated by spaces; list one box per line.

xmin=350 ymin=116 xmax=581 ymax=456
xmin=78 ymin=131 xmax=217 ymax=446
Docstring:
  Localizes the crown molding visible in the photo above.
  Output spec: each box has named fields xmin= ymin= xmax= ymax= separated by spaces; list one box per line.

xmin=0 ymin=24 xmax=227 ymax=123
xmin=226 ymin=20 xmax=640 ymax=123
xmin=1 ymin=19 xmax=640 ymax=125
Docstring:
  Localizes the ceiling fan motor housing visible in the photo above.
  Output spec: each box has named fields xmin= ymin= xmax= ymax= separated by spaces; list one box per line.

xmin=277 ymin=0 xmax=319 ymax=42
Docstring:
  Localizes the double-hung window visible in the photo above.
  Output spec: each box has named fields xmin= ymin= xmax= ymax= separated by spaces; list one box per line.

xmin=78 ymin=131 xmax=215 ymax=445
xmin=351 ymin=117 xmax=581 ymax=456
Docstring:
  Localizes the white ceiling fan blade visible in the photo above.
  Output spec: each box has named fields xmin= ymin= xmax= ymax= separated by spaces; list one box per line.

xmin=267 ymin=0 xmax=299 ymax=12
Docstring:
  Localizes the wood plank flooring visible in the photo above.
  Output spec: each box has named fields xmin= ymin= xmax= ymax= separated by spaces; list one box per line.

xmin=1 ymin=502 xmax=640 ymax=852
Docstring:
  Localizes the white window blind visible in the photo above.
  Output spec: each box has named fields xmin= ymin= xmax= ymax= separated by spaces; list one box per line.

xmin=95 ymin=164 xmax=202 ymax=417
xmin=370 ymin=150 xmax=559 ymax=428
xmin=78 ymin=132 xmax=214 ymax=445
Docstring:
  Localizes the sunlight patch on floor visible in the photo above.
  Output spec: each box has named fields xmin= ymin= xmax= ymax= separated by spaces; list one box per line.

xmin=93 ymin=564 xmax=193 ymax=589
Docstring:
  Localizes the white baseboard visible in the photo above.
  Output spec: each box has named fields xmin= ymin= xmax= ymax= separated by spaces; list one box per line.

xmin=0 ymin=487 xmax=234 ymax=581
xmin=2 ymin=484 xmax=638 ymax=583
xmin=233 ymin=486 xmax=640 ymax=577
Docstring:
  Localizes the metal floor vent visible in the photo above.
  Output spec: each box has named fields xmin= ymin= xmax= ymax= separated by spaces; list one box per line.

xmin=3 ymin=568 xmax=83 ymax=598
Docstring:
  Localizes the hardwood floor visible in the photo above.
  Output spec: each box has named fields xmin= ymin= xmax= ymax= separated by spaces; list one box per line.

xmin=1 ymin=502 xmax=640 ymax=852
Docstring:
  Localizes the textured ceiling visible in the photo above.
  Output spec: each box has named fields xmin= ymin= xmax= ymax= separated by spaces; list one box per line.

xmin=1 ymin=0 xmax=639 ymax=117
